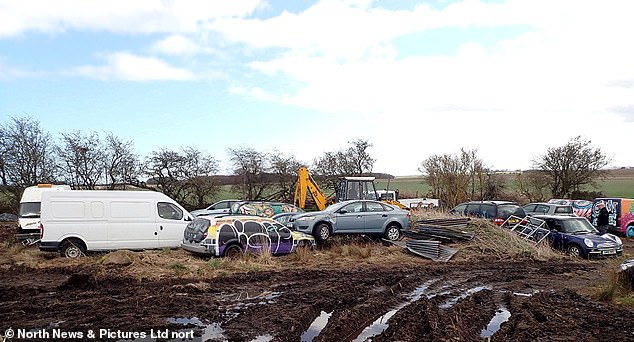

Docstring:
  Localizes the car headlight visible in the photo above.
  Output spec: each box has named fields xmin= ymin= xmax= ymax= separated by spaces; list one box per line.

xmin=583 ymin=238 xmax=594 ymax=248
xmin=297 ymin=216 xmax=316 ymax=222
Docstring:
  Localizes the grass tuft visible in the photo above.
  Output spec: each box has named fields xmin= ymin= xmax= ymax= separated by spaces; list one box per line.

xmin=207 ymin=258 xmax=225 ymax=270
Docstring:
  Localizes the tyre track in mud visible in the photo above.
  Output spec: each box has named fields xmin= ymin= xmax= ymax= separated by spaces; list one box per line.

xmin=1 ymin=259 xmax=633 ymax=341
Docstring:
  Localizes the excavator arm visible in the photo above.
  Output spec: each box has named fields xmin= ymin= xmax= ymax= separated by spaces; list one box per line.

xmin=294 ymin=166 xmax=328 ymax=211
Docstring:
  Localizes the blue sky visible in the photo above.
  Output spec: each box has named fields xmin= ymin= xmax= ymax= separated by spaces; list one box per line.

xmin=1 ymin=0 xmax=634 ymax=175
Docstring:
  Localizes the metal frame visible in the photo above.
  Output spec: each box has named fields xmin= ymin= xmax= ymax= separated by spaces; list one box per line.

xmin=502 ymin=215 xmax=551 ymax=244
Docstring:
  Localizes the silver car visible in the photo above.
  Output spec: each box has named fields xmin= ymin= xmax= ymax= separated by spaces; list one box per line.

xmin=523 ymin=202 xmax=575 ymax=217
xmin=290 ymin=200 xmax=410 ymax=243
xmin=190 ymin=199 xmax=241 ymax=217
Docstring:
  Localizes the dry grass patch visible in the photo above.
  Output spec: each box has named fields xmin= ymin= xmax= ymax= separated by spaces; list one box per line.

xmin=459 ymin=218 xmax=563 ymax=261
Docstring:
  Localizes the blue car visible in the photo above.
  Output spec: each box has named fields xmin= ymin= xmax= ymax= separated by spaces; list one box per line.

xmin=532 ymin=215 xmax=623 ymax=258
xmin=290 ymin=200 xmax=410 ymax=243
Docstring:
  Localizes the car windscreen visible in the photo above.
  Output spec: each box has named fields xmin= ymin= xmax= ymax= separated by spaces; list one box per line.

xmin=497 ymin=204 xmax=524 ymax=219
xmin=554 ymin=206 xmax=573 ymax=214
xmin=19 ymin=202 xmax=41 ymax=218
xmin=562 ymin=219 xmax=596 ymax=234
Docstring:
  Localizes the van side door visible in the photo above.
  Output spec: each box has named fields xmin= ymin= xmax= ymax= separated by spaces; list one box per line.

xmin=108 ymin=200 xmax=159 ymax=249
xmin=157 ymin=202 xmax=188 ymax=248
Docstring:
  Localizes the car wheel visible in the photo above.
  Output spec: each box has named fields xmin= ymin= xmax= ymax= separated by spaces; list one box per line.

xmin=314 ymin=223 xmax=331 ymax=243
xmin=60 ymin=239 xmax=86 ymax=258
xmin=627 ymin=225 xmax=634 ymax=238
xmin=567 ymin=244 xmax=586 ymax=259
xmin=384 ymin=225 xmax=402 ymax=241
xmin=223 ymin=244 xmax=243 ymax=258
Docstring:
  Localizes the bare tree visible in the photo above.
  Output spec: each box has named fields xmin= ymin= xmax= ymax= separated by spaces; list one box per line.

xmin=103 ymin=133 xmax=140 ymax=189
xmin=346 ymin=138 xmax=375 ymax=175
xmin=0 ymin=117 xmax=57 ymax=187
xmin=0 ymin=127 xmax=8 ymax=186
xmin=419 ymin=148 xmax=502 ymax=208
xmin=313 ymin=139 xmax=376 ymax=190
xmin=533 ymin=136 xmax=609 ymax=198
xmin=269 ymin=150 xmax=303 ymax=202
xmin=228 ymin=147 xmax=270 ymax=200
xmin=145 ymin=147 xmax=218 ymax=209
xmin=515 ymin=170 xmax=550 ymax=202
xmin=312 ymin=151 xmax=341 ymax=191
xmin=181 ymin=147 xmax=220 ymax=209
xmin=56 ymin=131 xmax=104 ymax=189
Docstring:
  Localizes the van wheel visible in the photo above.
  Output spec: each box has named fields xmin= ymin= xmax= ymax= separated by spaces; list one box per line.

xmin=60 ymin=239 xmax=86 ymax=258
xmin=627 ymin=225 xmax=634 ymax=238
xmin=223 ymin=244 xmax=243 ymax=259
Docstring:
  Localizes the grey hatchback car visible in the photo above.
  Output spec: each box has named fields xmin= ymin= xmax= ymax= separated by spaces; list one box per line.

xmin=523 ymin=202 xmax=574 ymax=217
xmin=290 ymin=200 xmax=410 ymax=243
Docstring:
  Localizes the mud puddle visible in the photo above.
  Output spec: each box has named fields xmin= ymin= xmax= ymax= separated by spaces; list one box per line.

xmin=439 ymin=285 xmax=490 ymax=309
xmin=300 ymin=311 xmax=333 ymax=342
xmin=480 ymin=307 xmax=511 ymax=338
xmin=352 ymin=280 xmax=437 ymax=342
xmin=167 ymin=317 xmax=226 ymax=341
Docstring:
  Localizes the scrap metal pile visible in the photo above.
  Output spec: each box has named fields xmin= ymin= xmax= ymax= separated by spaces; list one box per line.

xmin=404 ymin=218 xmax=474 ymax=243
xmin=386 ymin=218 xmax=474 ymax=262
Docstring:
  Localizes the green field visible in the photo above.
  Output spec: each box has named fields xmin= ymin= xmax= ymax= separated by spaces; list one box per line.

xmin=375 ymin=178 xmax=431 ymax=198
xmin=376 ymin=170 xmax=634 ymax=200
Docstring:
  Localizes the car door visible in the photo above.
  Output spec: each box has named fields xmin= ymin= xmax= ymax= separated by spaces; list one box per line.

xmin=266 ymin=221 xmax=293 ymax=254
xmin=535 ymin=204 xmax=550 ymax=215
xmin=523 ymin=204 xmax=537 ymax=215
xmin=546 ymin=219 xmax=565 ymax=250
xmin=210 ymin=200 xmax=233 ymax=214
xmin=156 ymin=202 xmax=187 ymax=248
xmin=465 ymin=203 xmax=481 ymax=217
xmin=333 ymin=201 xmax=365 ymax=233
xmin=364 ymin=201 xmax=388 ymax=233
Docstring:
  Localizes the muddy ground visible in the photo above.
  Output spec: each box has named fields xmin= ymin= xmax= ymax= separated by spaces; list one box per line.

xmin=0 ymin=221 xmax=633 ymax=342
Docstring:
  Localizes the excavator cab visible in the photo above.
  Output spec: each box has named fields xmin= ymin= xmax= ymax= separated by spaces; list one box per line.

xmin=294 ymin=166 xmax=407 ymax=211
xmin=336 ymin=177 xmax=379 ymax=202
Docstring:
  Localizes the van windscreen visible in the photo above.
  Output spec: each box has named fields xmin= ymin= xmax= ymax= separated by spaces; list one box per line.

xmin=19 ymin=202 xmax=41 ymax=218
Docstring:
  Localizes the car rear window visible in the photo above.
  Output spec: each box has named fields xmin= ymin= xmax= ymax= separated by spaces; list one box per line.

xmin=497 ymin=204 xmax=525 ymax=219
xmin=480 ymin=204 xmax=496 ymax=219
xmin=554 ymin=206 xmax=573 ymax=214
xmin=188 ymin=218 xmax=210 ymax=235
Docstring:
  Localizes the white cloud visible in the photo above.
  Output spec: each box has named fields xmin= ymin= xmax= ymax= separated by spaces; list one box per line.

xmin=213 ymin=0 xmax=634 ymax=172
xmin=0 ymin=0 xmax=263 ymax=37
xmin=151 ymin=34 xmax=211 ymax=56
xmin=73 ymin=52 xmax=196 ymax=81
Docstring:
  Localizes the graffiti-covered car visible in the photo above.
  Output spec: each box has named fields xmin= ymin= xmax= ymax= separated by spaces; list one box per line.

xmin=290 ymin=200 xmax=410 ymax=243
xmin=591 ymin=198 xmax=634 ymax=237
xmin=531 ymin=215 xmax=623 ymax=258
xmin=181 ymin=216 xmax=315 ymax=257
xmin=230 ymin=201 xmax=303 ymax=218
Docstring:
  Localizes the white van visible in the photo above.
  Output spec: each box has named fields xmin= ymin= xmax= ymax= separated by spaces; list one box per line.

xmin=17 ymin=184 xmax=71 ymax=244
xmin=39 ymin=190 xmax=192 ymax=257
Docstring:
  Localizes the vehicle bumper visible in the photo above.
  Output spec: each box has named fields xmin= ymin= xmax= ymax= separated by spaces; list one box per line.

xmin=181 ymin=242 xmax=217 ymax=256
xmin=39 ymin=241 xmax=60 ymax=252
xmin=587 ymin=246 xmax=623 ymax=258
xmin=293 ymin=225 xmax=312 ymax=234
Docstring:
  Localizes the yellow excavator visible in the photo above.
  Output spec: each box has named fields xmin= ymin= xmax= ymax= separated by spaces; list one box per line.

xmin=293 ymin=166 xmax=408 ymax=210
